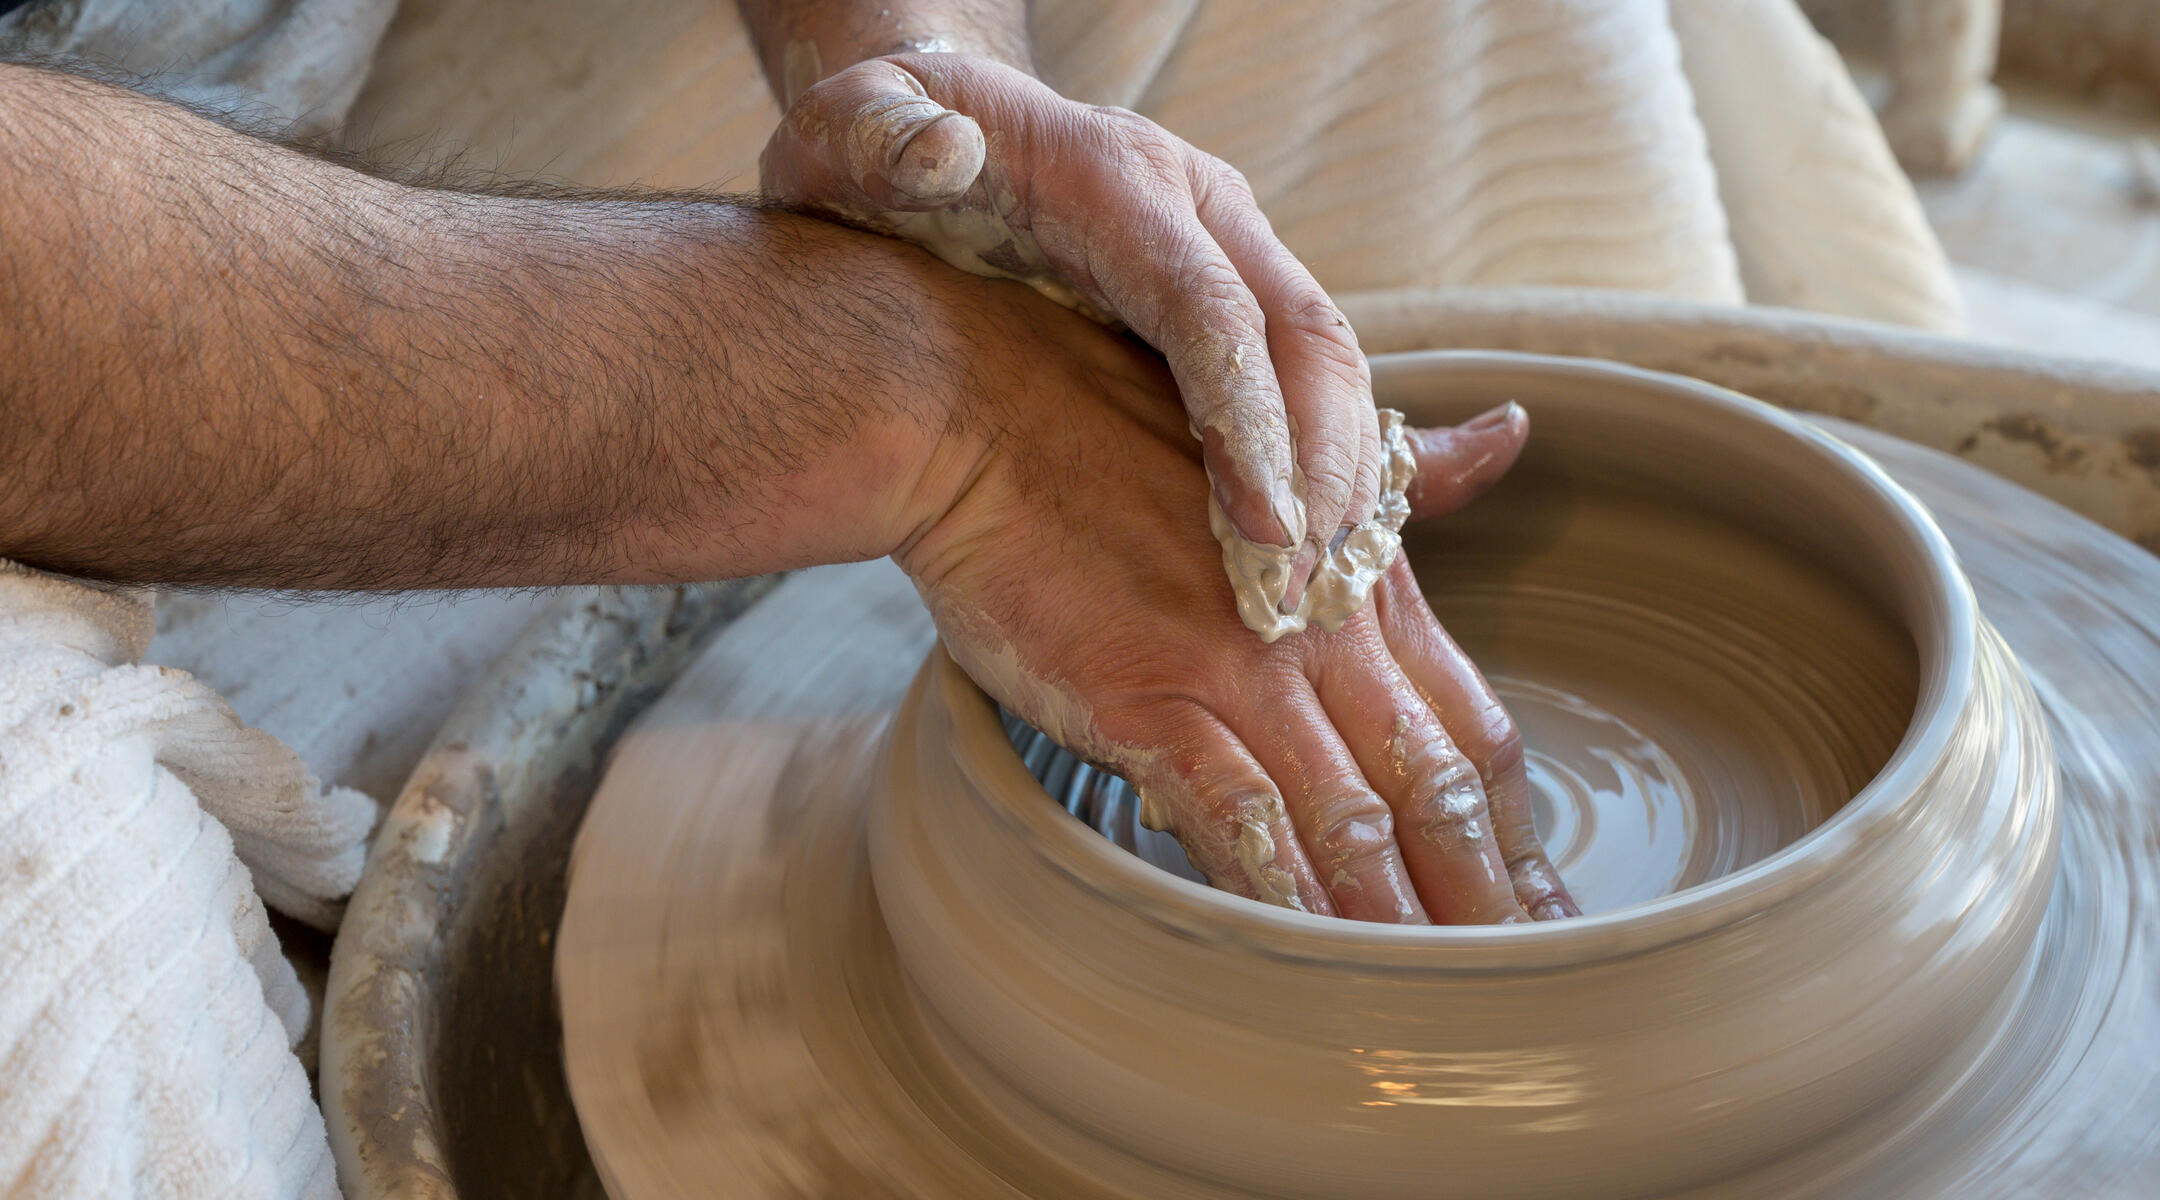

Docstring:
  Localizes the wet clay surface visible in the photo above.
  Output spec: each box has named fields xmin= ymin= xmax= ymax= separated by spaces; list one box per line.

xmin=1404 ymin=483 xmax=1916 ymax=912
xmin=558 ymin=417 xmax=2159 ymax=1197
xmin=1210 ymin=409 xmax=1421 ymax=644
xmin=1784 ymin=420 xmax=2160 ymax=1199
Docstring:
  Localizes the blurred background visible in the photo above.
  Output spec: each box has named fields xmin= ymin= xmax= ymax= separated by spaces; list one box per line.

xmin=340 ymin=0 xmax=2160 ymax=371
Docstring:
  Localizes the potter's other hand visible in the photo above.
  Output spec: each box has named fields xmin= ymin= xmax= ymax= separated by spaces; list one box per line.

xmin=905 ymin=302 xmax=1578 ymax=925
xmin=763 ymin=53 xmax=1381 ymax=630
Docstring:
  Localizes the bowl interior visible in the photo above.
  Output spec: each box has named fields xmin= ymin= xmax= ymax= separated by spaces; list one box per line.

xmin=1399 ymin=445 xmax=1916 ymax=911
xmin=1014 ymin=353 xmax=1934 ymax=917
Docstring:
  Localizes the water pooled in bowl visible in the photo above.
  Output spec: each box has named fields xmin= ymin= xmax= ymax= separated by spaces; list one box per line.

xmin=1504 ymin=677 xmax=1702 ymax=912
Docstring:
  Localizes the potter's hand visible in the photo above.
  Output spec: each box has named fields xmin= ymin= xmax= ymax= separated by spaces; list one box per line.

xmin=904 ymin=303 xmax=1579 ymax=924
xmin=762 ymin=53 xmax=1382 ymax=633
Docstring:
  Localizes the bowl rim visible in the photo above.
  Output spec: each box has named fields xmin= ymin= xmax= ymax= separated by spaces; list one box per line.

xmin=924 ymin=350 xmax=1977 ymax=970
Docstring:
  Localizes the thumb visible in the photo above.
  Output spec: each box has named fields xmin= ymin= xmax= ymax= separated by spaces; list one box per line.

xmin=1405 ymin=402 xmax=1529 ymax=521
xmin=760 ymin=59 xmax=987 ymax=211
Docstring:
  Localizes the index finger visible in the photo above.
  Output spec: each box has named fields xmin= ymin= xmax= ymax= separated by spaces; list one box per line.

xmin=1189 ymin=154 xmax=1383 ymax=622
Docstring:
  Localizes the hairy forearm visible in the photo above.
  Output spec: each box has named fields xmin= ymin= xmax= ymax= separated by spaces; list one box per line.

xmin=736 ymin=0 xmax=1031 ymax=102
xmin=0 ymin=63 xmax=983 ymax=589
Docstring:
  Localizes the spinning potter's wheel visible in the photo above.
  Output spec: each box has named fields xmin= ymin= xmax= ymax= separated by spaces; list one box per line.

xmin=557 ymin=353 xmax=2160 ymax=1198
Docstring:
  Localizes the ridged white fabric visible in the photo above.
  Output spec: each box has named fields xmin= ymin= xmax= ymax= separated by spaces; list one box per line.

xmin=1034 ymin=0 xmax=1958 ymax=329
xmin=1668 ymin=0 xmax=1967 ymax=329
xmin=0 ymin=564 xmax=366 ymax=1199
xmin=343 ymin=0 xmax=1959 ymax=318
xmin=1125 ymin=0 xmax=1747 ymax=302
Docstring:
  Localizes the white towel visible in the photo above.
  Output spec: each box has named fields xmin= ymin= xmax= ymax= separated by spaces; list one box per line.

xmin=0 ymin=562 xmax=372 ymax=1199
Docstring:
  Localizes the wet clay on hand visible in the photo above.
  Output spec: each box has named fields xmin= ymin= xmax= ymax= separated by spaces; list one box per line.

xmin=1211 ymin=409 xmax=1417 ymax=642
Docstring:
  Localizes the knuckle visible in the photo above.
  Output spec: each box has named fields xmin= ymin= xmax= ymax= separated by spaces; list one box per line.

xmin=1411 ymin=799 xmax=1488 ymax=853
xmin=1156 ymin=270 xmax=1268 ymax=375
xmin=1192 ymin=786 xmax=1286 ymax=833
xmin=1296 ymin=436 xmax=1363 ymax=510
xmin=1482 ymin=716 xmax=1525 ymax=781
xmin=1329 ymin=611 xmax=1394 ymax=664
xmin=1401 ymin=740 xmax=1491 ymax=849
xmin=1275 ymin=286 xmax=1370 ymax=379
xmin=1280 ymin=284 xmax=1352 ymax=336
xmin=1294 ymin=321 xmax=1373 ymax=385
xmin=1092 ymin=106 xmax=1184 ymax=171
xmin=1306 ymin=788 xmax=1397 ymax=859
xmin=850 ymin=58 xmax=919 ymax=91
xmin=1169 ymin=252 xmax=1253 ymax=311
xmin=1509 ymin=860 xmax=1565 ymax=908
xmin=1193 ymin=152 xmax=1257 ymax=200
xmin=1154 ymin=739 xmax=1285 ymax=833
xmin=1412 ymin=746 xmax=1481 ymax=803
xmin=1371 ymin=565 xmax=1426 ymax=631
xmin=1089 ymin=103 xmax=1151 ymax=129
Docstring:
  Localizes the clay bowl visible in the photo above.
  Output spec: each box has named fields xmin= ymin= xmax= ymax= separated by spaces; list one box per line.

xmin=872 ymin=352 xmax=2059 ymax=1198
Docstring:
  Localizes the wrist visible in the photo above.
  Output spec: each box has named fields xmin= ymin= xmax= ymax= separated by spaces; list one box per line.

xmin=614 ymin=208 xmax=990 ymax=580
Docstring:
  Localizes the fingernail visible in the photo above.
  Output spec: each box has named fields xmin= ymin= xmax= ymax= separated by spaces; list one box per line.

xmin=1268 ymin=475 xmax=1305 ymax=548
xmin=1215 ymin=477 xmax=1286 ymax=554
xmin=1463 ymin=401 xmax=1522 ymax=433
xmin=885 ymin=109 xmax=985 ymax=203
xmin=1278 ymin=542 xmax=1318 ymax=614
